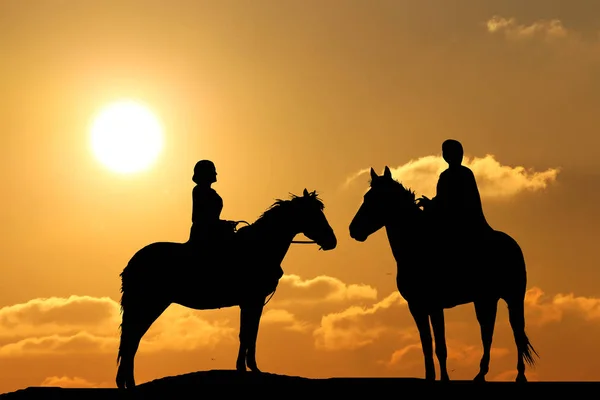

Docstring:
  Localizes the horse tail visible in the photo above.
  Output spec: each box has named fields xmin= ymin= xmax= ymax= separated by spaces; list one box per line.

xmin=117 ymin=257 xmax=135 ymax=367
xmin=116 ymin=267 xmax=127 ymax=367
xmin=498 ymin=230 xmax=539 ymax=368
xmin=505 ymin=281 xmax=539 ymax=368
xmin=116 ymin=243 xmax=169 ymax=366
xmin=506 ymin=295 xmax=540 ymax=369
xmin=521 ymin=332 xmax=539 ymax=367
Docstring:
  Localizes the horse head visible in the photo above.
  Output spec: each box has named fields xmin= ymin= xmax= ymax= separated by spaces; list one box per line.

xmin=288 ymin=188 xmax=337 ymax=251
xmin=349 ymin=166 xmax=416 ymax=242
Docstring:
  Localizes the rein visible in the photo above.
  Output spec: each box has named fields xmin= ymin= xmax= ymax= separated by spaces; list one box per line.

xmin=232 ymin=220 xmax=317 ymax=245
xmin=229 ymin=219 xmax=318 ymax=307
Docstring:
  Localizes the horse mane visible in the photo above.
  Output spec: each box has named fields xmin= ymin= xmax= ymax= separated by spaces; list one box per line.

xmin=370 ymin=175 xmax=417 ymax=206
xmin=255 ymin=191 xmax=324 ymax=223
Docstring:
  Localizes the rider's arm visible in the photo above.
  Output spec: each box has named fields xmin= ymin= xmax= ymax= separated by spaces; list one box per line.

xmin=431 ymin=170 xmax=449 ymax=206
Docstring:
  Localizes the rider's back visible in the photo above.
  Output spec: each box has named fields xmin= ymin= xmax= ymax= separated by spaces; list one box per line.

xmin=190 ymin=186 xmax=224 ymax=244
xmin=435 ymin=165 xmax=489 ymax=232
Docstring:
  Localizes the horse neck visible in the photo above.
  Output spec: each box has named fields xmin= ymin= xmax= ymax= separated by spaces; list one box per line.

xmin=384 ymin=204 xmax=421 ymax=264
xmin=252 ymin=206 xmax=299 ymax=263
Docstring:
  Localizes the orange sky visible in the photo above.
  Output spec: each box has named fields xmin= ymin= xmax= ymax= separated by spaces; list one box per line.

xmin=2 ymin=0 xmax=600 ymax=393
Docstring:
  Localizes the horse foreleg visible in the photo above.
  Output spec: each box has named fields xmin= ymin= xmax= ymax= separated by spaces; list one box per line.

xmin=237 ymin=300 xmax=265 ymax=372
xmin=473 ymin=298 xmax=498 ymax=382
xmin=430 ymin=309 xmax=449 ymax=381
xmin=408 ymin=303 xmax=435 ymax=380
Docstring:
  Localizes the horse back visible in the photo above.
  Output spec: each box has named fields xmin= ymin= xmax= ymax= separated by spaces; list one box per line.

xmin=122 ymin=241 xmax=188 ymax=275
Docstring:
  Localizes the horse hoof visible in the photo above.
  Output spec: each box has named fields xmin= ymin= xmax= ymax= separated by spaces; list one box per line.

xmin=121 ymin=380 xmax=136 ymax=389
xmin=116 ymin=375 xmax=135 ymax=390
xmin=248 ymin=364 xmax=262 ymax=373
xmin=473 ymin=374 xmax=486 ymax=382
xmin=116 ymin=377 xmax=125 ymax=390
xmin=440 ymin=374 xmax=450 ymax=382
xmin=516 ymin=374 xmax=528 ymax=383
xmin=236 ymin=363 xmax=246 ymax=372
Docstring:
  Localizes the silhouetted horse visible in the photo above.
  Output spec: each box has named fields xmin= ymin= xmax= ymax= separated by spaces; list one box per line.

xmin=349 ymin=167 xmax=537 ymax=382
xmin=116 ymin=189 xmax=337 ymax=389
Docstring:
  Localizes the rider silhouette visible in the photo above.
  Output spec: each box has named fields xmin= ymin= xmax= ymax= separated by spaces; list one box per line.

xmin=418 ymin=140 xmax=492 ymax=259
xmin=188 ymin=160 xmax=236 ymax=255
xmin=187 ymin=160 xmax=283 ymax=295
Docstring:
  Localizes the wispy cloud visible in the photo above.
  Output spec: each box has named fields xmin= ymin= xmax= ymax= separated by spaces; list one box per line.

xmin=344 ymin=154 xmax=559 ymax=199
xmin=40 ymin=376 xmax=110 ymax=388
xmin=313 ymin=292 xmax=406 ymax=351
xmin=486 ymin=16 xmax=568 ymax=41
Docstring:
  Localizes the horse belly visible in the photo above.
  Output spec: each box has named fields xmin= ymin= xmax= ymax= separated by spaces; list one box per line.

xmin=172 ymin=272 xmax=245 ymax=310
xmin=173 ymin=296 xmax=239 ymax=310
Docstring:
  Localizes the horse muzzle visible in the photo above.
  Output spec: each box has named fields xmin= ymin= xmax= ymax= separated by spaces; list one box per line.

xmin=349 ymin=224 xmax=367 ymax=242
xmin=319 ymin=237 xmax=337 ymax=251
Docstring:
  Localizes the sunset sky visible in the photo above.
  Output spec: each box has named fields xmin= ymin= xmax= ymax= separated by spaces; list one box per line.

xmin=2 ymin=0 xmax=600 ymax=393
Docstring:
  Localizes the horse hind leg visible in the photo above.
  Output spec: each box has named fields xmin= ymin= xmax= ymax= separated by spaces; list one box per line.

xmin=473 ymin=298 xmax=499 ymax=382
xmin=116 ymin=301 xmax=169 ymax=389
xmin=506 ymin=295 xmax=538 ymax=383
xmin=430 ymin=309 xmax=449 ymax=381
xmin=116 ymin=326 xmax=141 ymax=390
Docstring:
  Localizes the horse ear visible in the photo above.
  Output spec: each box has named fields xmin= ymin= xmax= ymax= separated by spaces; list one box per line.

xmin=370 ymin=167 xmax=378 ymax=180
xmin=303 ymin=188 xmax=309 ymax=197
xmin=383 ymin=166 xmax=392 ymax=179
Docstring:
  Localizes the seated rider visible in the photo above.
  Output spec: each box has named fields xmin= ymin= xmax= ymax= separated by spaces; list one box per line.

xmin=187 ymin=160 xmax=236 ymax=257
xmin=417 ymin=139 xmax=493 ymax=260
xmin=188 ymin=160 xmax=282 ymax=297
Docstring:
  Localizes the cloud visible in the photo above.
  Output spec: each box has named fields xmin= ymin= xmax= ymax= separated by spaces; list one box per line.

xmin=0 ymin=295 xmax=120 ymax=338
xmin=273 ymin=274 xmax=378 ymax=306
xmin=384 ymin=343 xmax=422 ymax=367
xmin=446 ymin=343 xmax=509 ymax=365
xmin=486 ymin=16 xmax=568 ymax=41
xmin=261 ymin=309 xmax=311 ymax=333
xmin=142 ymin=307 xmax=236 ymax=352
xmin=40 ymin=376 xmax=109 ymax=388
xmin=310 ymin=284 xmax=600 ymax=380
xmin=0 ymin=274 xmax=379 ymax=358
xmin=5 ymin=282 xmax=600 ymax=384
xmin=0 ymin=274 xmax=380 ymax=358
xmin=0 ymin=296 xmax=235 ymax=357
xmin=384 ymin=341 xmax=509 ymax=368
xmin=344 ymin=154 xmax=559 ymax=199
xmin=314 ymin=292 xmax=407 ymax=351
xmin=0 ymin=332 xmax=116 ymax=357
xmin=525 ymin=287 xmax=600 ymax=326
xmin=344 ymin=168 xmax=371 ymax=188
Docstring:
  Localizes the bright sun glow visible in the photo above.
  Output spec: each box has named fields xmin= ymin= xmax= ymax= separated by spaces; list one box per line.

xmin=90 ymin=100 xmax=164 ymax=174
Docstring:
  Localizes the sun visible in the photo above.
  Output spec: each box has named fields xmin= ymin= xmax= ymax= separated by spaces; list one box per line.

xmin=90 ymin=100 xmax=164 ymax=174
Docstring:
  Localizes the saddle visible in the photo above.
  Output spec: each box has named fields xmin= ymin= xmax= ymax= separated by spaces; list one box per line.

xmin=185 ymin=223 xmax=284 ymax=299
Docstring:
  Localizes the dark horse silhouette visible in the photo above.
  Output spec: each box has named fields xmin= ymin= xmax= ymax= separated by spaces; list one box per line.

xmin=349 ymin=167 xmax=538 ymax=382
xmin=116 ymin=189 xmax=337 ymax=389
